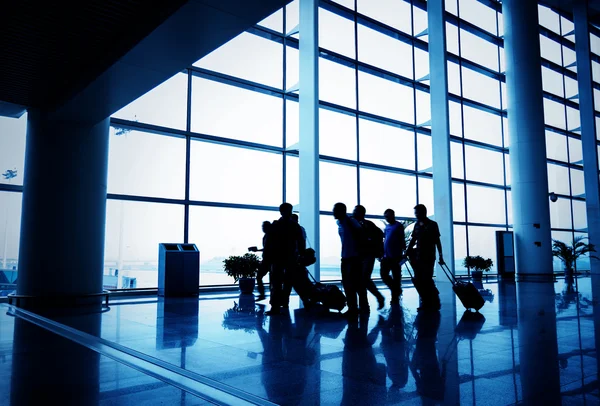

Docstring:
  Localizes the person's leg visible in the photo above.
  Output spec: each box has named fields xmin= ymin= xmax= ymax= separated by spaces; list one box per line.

xmin=268 ymin=264 xmax=283 ymax=314
xmin=390 ymin=259 xmax=402 ymax=302
xmin=364 ymin=257 xmax=385 ymax=309
xmin=341 ymin=258 xmax=358 ymax=313
xmin=380 ymin=258 xmax=395 ymax=297
xmin=355 ymin=257 xmax=369 ymax=313
xmin=281 ymin=262 xmax=295 ymax=308
xmin=256 ymin=262 xmax=269 ymax=300
xmin=415 ymin=259 xmax=440 ymax=311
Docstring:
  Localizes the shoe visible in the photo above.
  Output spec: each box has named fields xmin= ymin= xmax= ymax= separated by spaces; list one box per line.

xmin=377 ymin=296 xmax=385 ymax=310
xmin=256 ymin=294 xmax=266 ymax=302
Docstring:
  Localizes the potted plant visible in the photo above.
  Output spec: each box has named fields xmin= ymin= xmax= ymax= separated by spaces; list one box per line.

xmin=223 ymin=253 xmax=261 ymax=294
xmin=463 ymin=255 xmax=493 ymax=280
xmin=552 ymin=236 xmax=598 ymax=282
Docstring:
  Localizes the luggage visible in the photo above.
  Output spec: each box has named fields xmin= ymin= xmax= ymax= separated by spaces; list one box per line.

xmin=401 ymin=258 xmax=441 ymax=309
xmin=439 ymin=263 xmax=485 ymax=312
xmin=455 ymin=310 xmax=486 ymax=340
xmin=293 ymin=266 xmax=347 ymax=312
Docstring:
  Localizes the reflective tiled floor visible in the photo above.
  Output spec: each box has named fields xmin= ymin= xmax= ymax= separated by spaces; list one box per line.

xmin=2 ymin=276 xmax=600 ymax=405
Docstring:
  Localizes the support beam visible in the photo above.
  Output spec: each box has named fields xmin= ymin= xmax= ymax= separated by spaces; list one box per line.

xmin=427 ymin=2 xmax=459 ymax=405
xmin=299 ymin=0 xmax=320 ymax=280
xmin=503 ymin=0 xmax=554 ymax=280
xmin=574 ymin=1 xmax=600 ymax=276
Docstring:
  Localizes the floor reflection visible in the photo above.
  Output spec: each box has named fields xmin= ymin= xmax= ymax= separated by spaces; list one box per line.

xmin=4 ymin=276 xmax=600 ymax=405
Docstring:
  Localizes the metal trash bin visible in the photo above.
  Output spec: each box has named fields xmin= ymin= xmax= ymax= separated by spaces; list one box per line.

xmin=158 ymin=243 xmax=200 ymax=297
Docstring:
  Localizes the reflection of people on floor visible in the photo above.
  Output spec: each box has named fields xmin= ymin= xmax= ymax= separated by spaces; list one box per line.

xmin=342 ymin=314 xmax=387 ymax=405
xmin=410 ymin=311 xmax=445 ymax=404
xmin=255 ymin=308 xmax=315 ymax=404
xmin=374 ymin=304 xmax=409 ymax=400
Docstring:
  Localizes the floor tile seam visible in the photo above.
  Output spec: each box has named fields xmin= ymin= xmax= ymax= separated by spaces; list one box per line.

xmin=3 ymin=304 xmax=277 ymax=406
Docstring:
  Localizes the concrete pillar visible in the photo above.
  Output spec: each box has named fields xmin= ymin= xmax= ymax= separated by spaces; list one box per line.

xmin=428 ymin=2 xmax=459 ymax=404
xmin=299 ymin=0 xmax=320 ymax=280
xmin=17 ymin=111 xmax=109 ymax=305
xmin=503 ymin=0 xmax=554 ymax=280
xmin=574 ymin=1 xmax=600 ymax=276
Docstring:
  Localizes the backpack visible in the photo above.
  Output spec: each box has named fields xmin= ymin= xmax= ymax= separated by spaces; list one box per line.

xmin=363 ymin=220 xmax=384 ymax=258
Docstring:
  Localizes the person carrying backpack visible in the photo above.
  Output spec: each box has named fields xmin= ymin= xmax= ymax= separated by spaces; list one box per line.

xmin=353 ymin=205 xmax=386 ymax=311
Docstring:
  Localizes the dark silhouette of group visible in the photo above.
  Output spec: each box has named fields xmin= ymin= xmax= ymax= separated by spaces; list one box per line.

xmin=250 ymin=201 xmax=445 ymax=317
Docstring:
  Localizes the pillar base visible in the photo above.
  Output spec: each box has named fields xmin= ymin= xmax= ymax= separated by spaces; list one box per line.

xmin=8 ymin=291 xmax=110 ymax=312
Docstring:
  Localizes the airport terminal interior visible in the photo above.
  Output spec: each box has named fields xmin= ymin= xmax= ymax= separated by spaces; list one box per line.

xmin=2 ymin=0 xmax=600 ymax=404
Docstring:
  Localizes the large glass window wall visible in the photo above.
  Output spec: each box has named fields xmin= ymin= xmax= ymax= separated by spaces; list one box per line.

xmin=1 ymin=0 xmax=596 ymax=291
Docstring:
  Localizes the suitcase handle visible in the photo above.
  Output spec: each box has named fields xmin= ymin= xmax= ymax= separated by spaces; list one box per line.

xmin=400 ymin=257 xmax=414 ymax=278
xmin=439 ymin=262 xmax=457 ymax=285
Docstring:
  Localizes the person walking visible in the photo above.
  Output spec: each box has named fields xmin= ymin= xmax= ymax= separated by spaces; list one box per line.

xmin=265 ymin=203 xmax=306 ymax=316
xmin=249 ymin=221 xmax=272 ymax=302
xmin=406 ymin=204 xmax=443 ymax=312
xmin=333 ymin=202 xmax=367 ymax=318
xmin=381 ymin=209 xmax=406 ymax=305
xmin=352 ymin=205 xmax=385 ymax=311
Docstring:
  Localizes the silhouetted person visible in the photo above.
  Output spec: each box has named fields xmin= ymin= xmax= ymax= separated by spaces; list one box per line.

xmin=333 ymin=202 xmax=367 ymax=318
xmin=341 ymin=314 xmax=387 ymax=405
xmin=410 ymin=311 xmax=445 ymax=403
xmin=406 ymin=204 xmax=443 ymax=312
xmin=381 ymin=209 xmax=406 ymax=305
xmin=249 ymin=221 xmax=272 ymax=301
xmin=374 ymin=304 xmax=409 ymax=399
xmin=265 ymin=203 xmax=306 ymax=316
xmin=353 ymin=205 xmax=385 ymax=311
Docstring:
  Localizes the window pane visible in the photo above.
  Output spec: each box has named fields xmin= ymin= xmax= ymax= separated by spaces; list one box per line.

xmin=415 ymin=48 xmax=430 ymax=81
xmin=504 ymin=154 xmax=511 ymax=186
xmin=541 ymin=67 xmax=564 ymax=97
xmin=454 ymin=225 xmax=467 ymax=275
xmin=549 ymin=197 xmax=572 ymax=229
xmin=286 ymin=0 xmax=300 ymax=31
xmin=459 ymin=0 xmax=497 ymax=35
xmin=417 ymin=133 xmax=432 ymax=173
xmin=461 ymin=68 xmax=501 ymax=108
xmin=572 ymin=200 xmax=587 ymax=231
xmin=104 ymin=200 xmax=184 ymax=289
xmin=546 ymin=131 xmax=568 ymax=162
xmin=359 ymin=168 xmax=416 ymax=217
xmin=460 ymin=29 xmax=499 ymax=71
xmin=538 ymin=5 xmax=560 ymax=33
xmin=463 ymin=105 xmax=503 ymax=146
xmin=358 ymin=24 xmax=413 ymax=79
xmin=416 ymin=90 xmax=431 ymax=127
xmin=547 ymin=163 xmax=570 ymax=195
xmin=287 ymin=45 xmax=299 ymax=88
xmin=114 ymin=72 xmax=187 ymax=130
xmin=358 ymin=71 xmax=415 ymax=123
xmin=358 ymin=118 xmax=415 ymax=170
xmin=451 ymin=141 xmax=464 ymax=179
xmin=540 ymin=35 xmax=562 ymax=65
xmin=543 ymin=98 xmax=566 ymax=129
xmin=552 ymin=230 xmax=573 ymax=271
xmin=286 ymin=155 xmax=299 ymax=207
xmin=320 ymin=108 xmax=357 ymax=160
xmin=418 ymin=177 xmax=434 ymax=217
xmin=286 ymin=99 xmax=299 ymax=147
xmin=0 ymin=191 xmax=22 ymax=288
xmin=465 ymin=145 xmax=505 ymax=185
xmin=453 ymin=182 xmax=466 ymax=222
xmin=467 ymin=226 xmax=505 ymax=272
xmin=448 ymin=61 xmax=461 ymax=96
xmin=446 ymin=23 xmax=459 ymax=56
xmin=592 ymin=61 xmax=600 ymax=84
xmin=466 ymin=185 xmax=506 ymax=224
xmin=189 ymin=206 xmax=278 ymax=285
xmin=568 ymin=137 xmax=583 ymax=165
xmin=258 ymin=8 xmax=283 ymax=32
xmin=190 ymin=141 xmax=283 ymax=206
xmin=191 ymin=77 xmax=283 ymax=146
xmin=449 ymin=101 xmax=462 ymax=136
xmin=320 ymin=161 xmax=357 ymax=211
xmin=108 ymin=129 xmax=186 ymax=199
xmin=564 ymin=76 xmax=579 ymax=101
xmin=413 ymin=5 xmax=428 ymax=39
xmin=567 ymin=106 xmax=581 ymax=133
xmin=320 ymin=214 xmax=342 ymax=281
xmin=592 ymin=33 xmax=600 ymax=56
xmin=320 ymin=58 xmax=357 ymax=109
xmin=570 ymin=168 xmax=585 ymax=197
xmin=319 ymin=8 xmax=355 ymax=59
xmin=194 ymin=32 xmax=283 ymax=88
xmin=0 ymin=114 xmax=26 ymax=186
xmin=357 ymin=0 xmax=412 ymax=34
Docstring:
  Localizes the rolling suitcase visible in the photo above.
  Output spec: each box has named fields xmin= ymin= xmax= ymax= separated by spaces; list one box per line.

xmin=293 ymin=266 xmax=347 ymax=312
xmin=439 ymin=263 xmax=485 ymax=312
xmin=400 ymin=258 xmax=441 ymax=309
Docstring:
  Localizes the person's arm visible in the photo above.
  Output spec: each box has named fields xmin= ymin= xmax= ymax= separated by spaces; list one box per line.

xmin=297 ymin=225 xmax=306 ymax=253
xmin=435 ymin=224 xmax=445 ymax=265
